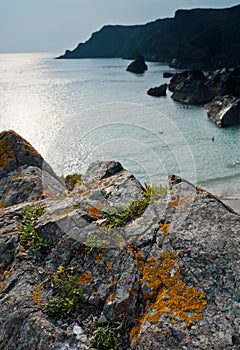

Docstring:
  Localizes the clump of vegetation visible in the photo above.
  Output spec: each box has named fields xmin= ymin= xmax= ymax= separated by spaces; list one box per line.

xmin=143 ymin=183 xmax=168 ymax=200
xmin=64 ymin=173 xmax=82 ymax=191
xmin=45 ymin=266 xmax=84 ymax=319
xmin=102 ymin=183 xmax=167 ymax=228
xmin=90 ymin=323 xmax=118 ymax=350
xmin=19 ymin=205 xmax=50 ymax=259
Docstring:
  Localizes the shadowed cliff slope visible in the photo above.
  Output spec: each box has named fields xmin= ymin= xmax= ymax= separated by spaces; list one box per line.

xmin=58 ymin=5 xmax=240 ymax=69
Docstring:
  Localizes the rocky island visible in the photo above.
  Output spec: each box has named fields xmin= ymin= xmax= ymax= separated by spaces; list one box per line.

xmin=0 ymin=130 xmax=240 ymax=349
xmin=57 ymin=5 xmax=240 ymax=70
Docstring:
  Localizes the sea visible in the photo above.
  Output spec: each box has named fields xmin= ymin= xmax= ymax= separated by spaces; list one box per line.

xmin=0 ymin=52 xmax=240 ymax=201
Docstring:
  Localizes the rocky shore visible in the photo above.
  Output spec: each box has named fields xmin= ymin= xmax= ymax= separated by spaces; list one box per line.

xmin=155 ymin=66 xmax=240 ymax=127
xmin=0 ymin=130 xmax=240 ymax=349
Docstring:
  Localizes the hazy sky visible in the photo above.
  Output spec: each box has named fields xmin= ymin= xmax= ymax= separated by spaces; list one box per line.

xmin=0 ymin=0 xmax=239 ymax=54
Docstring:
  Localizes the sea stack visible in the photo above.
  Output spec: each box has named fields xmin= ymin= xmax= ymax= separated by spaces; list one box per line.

xmin=126 ymin=55 xmax=148 ymax=74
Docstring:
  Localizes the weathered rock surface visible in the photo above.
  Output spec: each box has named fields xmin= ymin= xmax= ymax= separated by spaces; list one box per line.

xmin=204 ymin=95 xmax=240 ymax=127
xmin=0 ymin=133 xmax=240 ymax=349
xmin=126 ymin=55 xmax=148 ymax=74
xmin=147 ymin=84 xmax=167 ymax=97
xmin=0 ymin=130 xmax=65 ymax=207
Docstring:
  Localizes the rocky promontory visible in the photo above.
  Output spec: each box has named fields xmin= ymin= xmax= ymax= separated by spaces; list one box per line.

xmin=166 ymin=67 xmax=240 ymax=127
xmin=0 ymin=131 xmax=240 ymax=349
xmin=57 ymin=5 xmax=240 ymax=70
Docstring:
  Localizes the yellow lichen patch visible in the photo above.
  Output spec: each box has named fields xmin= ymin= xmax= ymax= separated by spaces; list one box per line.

xmin=159 ymin=223 xmax=171 ymax=236
xmin=106 ymin=262 xmax=113 ymax=270
xmin=106 ymin=292 xmax=117 ymax=304
xmin=32 ymin=285 xmax=44 ymax=307
xmin=129 ymin=250 xmax=207 ymax=345
xmin=78 ymin=273 xmax=93 ymax=285
xmin=87 ymin=205 xmax=104 ymax=220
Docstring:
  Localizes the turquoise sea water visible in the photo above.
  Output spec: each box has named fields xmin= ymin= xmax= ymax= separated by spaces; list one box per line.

xmin=0 ymin=52 xmax=239 ymax=198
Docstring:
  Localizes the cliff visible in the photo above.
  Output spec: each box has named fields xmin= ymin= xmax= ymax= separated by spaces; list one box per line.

xmin=57 ymin=5 xmax=240 ymax=69
xmin=0 ymin=130 xmax=240 ymax=349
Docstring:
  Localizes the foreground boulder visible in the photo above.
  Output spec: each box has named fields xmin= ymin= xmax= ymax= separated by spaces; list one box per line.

xmin=126 ymin=55 xmax=148 ymax=74
xmin=147 ymin=83 xmax=167 ymax=97
xmin=0 ymin=130 xmax=64 ymax=207
xmin=0 ymin=132 xmax=240 ymax=349
xmin=204 ymin=95 xmax=240 ymax=127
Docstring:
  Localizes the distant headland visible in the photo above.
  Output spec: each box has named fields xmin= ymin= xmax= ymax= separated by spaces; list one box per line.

xmin=57 ymin=4 xmax=240 ymax=70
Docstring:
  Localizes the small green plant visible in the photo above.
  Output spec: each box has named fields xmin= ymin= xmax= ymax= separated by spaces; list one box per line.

xmin=90 ymin=323 xmax=118 ymax=350
xmin=64 ymin=173 xmax=82 ymax=191
xmin=102 ymin=183 xmax=167 ymax=228
xmin=19 ymin=205 xmax=50 ymax=259
xmin=144 ymin=183 xmax=168 ymax=201
xmin=102 ymin=196 xmax=149 ymax=228
xmin=45 ymin=266 xmax=84 ymax=319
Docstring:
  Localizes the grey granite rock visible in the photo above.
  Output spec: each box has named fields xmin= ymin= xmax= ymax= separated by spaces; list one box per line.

xmin=0 ymin=134 xmax=240 ymax=349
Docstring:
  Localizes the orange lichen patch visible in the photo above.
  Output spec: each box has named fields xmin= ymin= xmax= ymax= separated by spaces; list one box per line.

xmin=168 ymin=195 xmax=192 ymax=212
xmin=95 ymin=253 xmax=103 ymax=264
xmin=106 ymin=262 xmax=113 ymax=270
xmin=159 ymin=223 xmax=171 ymax=236
xmin=11 ymin=172 xmax=25 ymax=181
xmin=106 ymin=292 xmax=117 ymax=304
xmin=87 ymin=205 xmax=104 ymax=220
xmin=0 ymin=198 xmax=6 ymax=209
xmin=77 ymin=189 xmax=85 ymax=195
xmin=32 ymin=285 xmax=44 ymax=307
xmin=168 ymin=199 xmax=179 ymax=207
xmin=130 ymin=312 xmax=149 ymax=346
xmin=0 ymin=262 xmax=16 ymax=294
xmin=110 ymin=277 xmax=117 ymax=286
xmin=130 ymin=250 xmax=207 ymax=345
xmin=78 ymin=273 xmax=93 ymax=285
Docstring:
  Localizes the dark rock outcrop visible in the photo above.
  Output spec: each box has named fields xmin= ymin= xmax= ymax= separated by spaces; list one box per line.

xmin=204 ymin=95 xmax=240 ymax=127
xmin=169 ymin=70 xmax=213 ymax=105
xmin=206 ymin=66 xmax=240 ymax=98
xmin=57 ymin=5 xmax=240 ymax=70
xmin=147 ymin=83 xmax=167 ymax=97
xmin=0 ymin=132 xmax=240 ymax=349
xmin=163 ymin=72 xmax=174 ymax=78
xmin=126 ymin=55 xmax=148 ymax=74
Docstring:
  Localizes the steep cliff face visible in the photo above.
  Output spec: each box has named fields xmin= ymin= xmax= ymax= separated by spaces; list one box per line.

xmin=0 ymin=131 xmax=240 ymax=349
xmin=57 ymin=5 xmax=240 ymax=69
